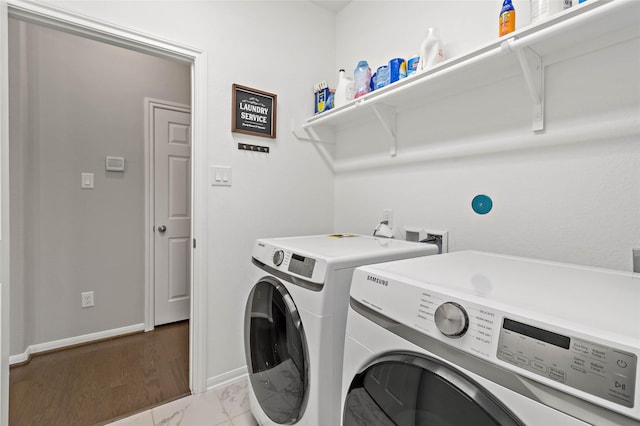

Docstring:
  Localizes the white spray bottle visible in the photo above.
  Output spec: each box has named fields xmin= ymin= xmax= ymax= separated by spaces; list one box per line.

xmin=418 ymin=27 xmax=445 ymax=73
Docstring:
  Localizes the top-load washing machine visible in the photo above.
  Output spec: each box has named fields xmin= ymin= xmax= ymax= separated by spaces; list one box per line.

xmin=244 ymin=234 xmax=439 ymax=425
xmin=342 ymin=251 xmax=640 ymax=426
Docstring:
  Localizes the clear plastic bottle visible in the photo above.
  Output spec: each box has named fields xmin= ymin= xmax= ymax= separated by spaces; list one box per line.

xmin=353 ymin=60 xmax=371 ymax=99
xmin=531 ymin=0 xmax=565 ymax=23
xmin=334 ymin=69 xmax=355 ymax=108
xmin=418 ymin=28 xmax=444 ymax=73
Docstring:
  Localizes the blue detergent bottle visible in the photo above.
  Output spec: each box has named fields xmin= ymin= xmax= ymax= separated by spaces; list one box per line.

xmin=354 ymin=60 xmax=371 ymax=99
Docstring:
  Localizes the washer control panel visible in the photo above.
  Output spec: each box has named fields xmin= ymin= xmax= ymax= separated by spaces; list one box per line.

xmin=497 ymin=318 xmax=636 ymax=408
xmin=413 ymin=291 xmax=498 ymax=359
xmin=350 ymin=268 xmax=638 ymax=414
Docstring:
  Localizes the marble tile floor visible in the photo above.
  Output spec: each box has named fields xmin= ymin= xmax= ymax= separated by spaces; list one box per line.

xmin=107 ymin=377 xmax=258 ymax=426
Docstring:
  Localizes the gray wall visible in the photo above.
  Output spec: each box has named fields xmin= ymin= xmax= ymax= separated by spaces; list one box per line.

xmin=9 ymin=19 xmax=191 ymax=355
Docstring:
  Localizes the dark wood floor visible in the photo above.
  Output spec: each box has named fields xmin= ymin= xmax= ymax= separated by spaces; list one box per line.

xmin=9 ymin=320 xmax=190 ymax=426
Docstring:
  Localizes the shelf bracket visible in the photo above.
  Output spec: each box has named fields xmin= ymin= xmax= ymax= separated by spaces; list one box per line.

xmin=370 ymin=103 xmax=398 ymax=157
xmin=290 ymin=119 xmax=334 ymax=144
xmin=515 ymin=46 xmax=544 ymax=132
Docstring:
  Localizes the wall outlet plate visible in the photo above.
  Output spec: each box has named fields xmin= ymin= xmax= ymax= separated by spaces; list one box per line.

xmin=81 ymin=173 xmax=94 ymax=189
xmin=81 ymin=291 xmax=95 ymax=308
xmin=382 ymin=209 xmax=393 ymax=228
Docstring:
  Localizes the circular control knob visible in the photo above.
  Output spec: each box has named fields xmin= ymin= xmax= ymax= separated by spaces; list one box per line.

xmin=434 ymin=302 xmax=469 ymax=338
xmin=272 ymin=250 xmax=285 ymax=266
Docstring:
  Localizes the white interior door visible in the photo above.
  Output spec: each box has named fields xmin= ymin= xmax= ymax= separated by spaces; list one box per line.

xmin=154 ymin=107 xmax=191 ymax=326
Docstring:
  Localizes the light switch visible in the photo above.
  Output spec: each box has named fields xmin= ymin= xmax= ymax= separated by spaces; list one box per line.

xmin=81 ymin=173 xmax=94 ymax=189
xmin=210 ymin=166 xmax=232 ymax=186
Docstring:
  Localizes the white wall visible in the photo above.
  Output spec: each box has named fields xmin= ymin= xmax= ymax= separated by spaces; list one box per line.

xmin=333 ymin=1 xmax=640 ymax=270
xmin=8 ymin=19 xmax=191 ymax=354
xmin=44 ymin=1 xmax=336 ymax=384
xmin=334 ymin=0 xmax=531 ymax=86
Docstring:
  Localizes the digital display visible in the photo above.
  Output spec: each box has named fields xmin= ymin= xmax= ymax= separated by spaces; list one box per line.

xmin=288 ymin=253 xmax=315 ymax=278
xmin=502 ymin=318 xmax=571 ymax=349
xmin=498 ymin=318 xmax=637 ymax=408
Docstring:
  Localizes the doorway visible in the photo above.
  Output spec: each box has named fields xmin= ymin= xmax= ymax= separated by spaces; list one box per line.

xmin=8 ymin=10 xmax=190 ymax=403
xmin=1 ymin=3 xmax=209 ymax=424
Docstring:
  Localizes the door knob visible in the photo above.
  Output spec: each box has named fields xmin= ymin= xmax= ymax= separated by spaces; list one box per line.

xmin=157 ymin=225 xmax=167 ymax=232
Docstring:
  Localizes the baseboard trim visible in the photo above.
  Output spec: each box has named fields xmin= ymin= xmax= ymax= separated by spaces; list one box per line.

xmin=206 ymin=366 xmax=248 ymax=391
xmin=9 ymin=323 xmax=145 ymax=365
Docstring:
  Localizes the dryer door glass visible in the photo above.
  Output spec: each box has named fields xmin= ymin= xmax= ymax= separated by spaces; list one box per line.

xmin=343 ymin=354 xmax=524 ymax=426
xmin=245 ymin=278 xmax=308 ymax=424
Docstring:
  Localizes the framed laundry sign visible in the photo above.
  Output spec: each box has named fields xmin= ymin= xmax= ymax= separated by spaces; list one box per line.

xmin=232 ymin=84 xmax=277 ymax=139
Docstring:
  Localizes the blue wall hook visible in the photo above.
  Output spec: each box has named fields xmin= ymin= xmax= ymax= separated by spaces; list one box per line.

xmin=472 ymin=194 xmax=493 ymax=215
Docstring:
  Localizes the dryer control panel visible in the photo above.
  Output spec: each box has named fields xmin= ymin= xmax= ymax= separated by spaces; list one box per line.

xmin=497 ymin=318 xmax=637 ymax=408
xmin=253 ymin=240 xmax=328 ymax=285
xmin=269 ymin=248 xmax=317 ymax=278
xmin=288 ymin=253 xmax=316 ymax=278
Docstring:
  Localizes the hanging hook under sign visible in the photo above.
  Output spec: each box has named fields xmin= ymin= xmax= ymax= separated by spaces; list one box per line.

xmin=238 ymin=143 xmax=270 ymax=153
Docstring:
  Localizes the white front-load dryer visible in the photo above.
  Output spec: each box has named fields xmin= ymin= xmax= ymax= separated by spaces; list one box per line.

xmin=342 ymin=251 xmax=640 ymax=426
xmin=244 ymin=234 xmax=438 ymax=426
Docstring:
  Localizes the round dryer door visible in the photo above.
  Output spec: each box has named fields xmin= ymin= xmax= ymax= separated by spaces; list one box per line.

xmin=244 ymin=277 xmax=309 ymax=424
xmin=343 ymin=353 xmax=524 ymax=426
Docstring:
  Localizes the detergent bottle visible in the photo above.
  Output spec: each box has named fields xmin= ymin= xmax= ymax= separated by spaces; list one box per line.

xmin=334 ymin=69 xmax=355 ymax=108
xmin=353 ymin=60 xmax=372 ymax=99
xmin=418 ymin=27 xmax=444 ymax=73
